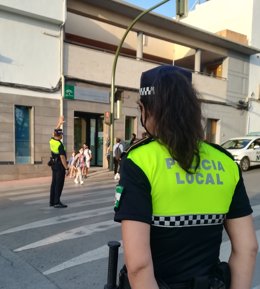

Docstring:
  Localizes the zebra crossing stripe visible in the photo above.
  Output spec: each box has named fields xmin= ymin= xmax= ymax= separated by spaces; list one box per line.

xmin=42 ymin=203 xmax=260 ymax=276
xmin=43 ymin=241 xmax=123 ymax=275
xmin=0 ymin=206 xmax=113 ymax=235
xmin=8 ymin=184 xmax=115 ymax=201
xmin=43 ymin=229 xmax=260 ymax=276
xmin=1 ymin=205 xmax=259 ymax=237
xmin=26 ymin=190 xmax=111 ymax=205
xmin=53 ymin=196 xmax=113 ymax=209
xmin=14 ymin=220 xmax=119 ymax=252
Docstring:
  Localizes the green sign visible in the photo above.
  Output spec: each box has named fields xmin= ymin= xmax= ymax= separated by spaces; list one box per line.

xmin=64 ymin=85 xmax=75 ymax=99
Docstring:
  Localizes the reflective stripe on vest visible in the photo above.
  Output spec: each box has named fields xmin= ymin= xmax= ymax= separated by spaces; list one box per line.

xmin=127 ymin=141 xmax=239 ymax=222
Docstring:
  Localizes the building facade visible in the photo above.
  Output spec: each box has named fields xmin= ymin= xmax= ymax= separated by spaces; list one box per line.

xmin=0 ymin=0 xmax=259 ymax=180
xmin=180 ymin=0 xmax=260 ymax=135
xmin=0 ymin=0 xmax=65 ymax=180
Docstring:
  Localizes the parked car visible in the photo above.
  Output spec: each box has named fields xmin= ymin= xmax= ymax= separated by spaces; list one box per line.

xmin=221 ymin=136 xmax=260 ymax=171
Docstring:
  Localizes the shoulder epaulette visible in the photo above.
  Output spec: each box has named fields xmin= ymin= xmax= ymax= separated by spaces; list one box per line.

xmin=208 ymin=142 xmax=234 ymax=160
xmin=121 ymin=137 xmax=154 ymax=158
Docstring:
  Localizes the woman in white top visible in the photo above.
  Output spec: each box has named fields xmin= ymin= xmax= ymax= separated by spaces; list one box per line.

xmin=83 ymin=143 xmax=92 ymax=178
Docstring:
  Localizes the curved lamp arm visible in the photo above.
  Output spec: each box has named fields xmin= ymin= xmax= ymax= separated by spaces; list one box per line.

xmin=109 ymin=0 xmax=170 ymax=170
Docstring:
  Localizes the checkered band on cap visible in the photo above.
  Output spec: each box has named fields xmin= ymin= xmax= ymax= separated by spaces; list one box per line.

xmin=152 ymin=213 xmax=225 ymax=227
xmin=139 ymin=86 xmax=155 ymax=96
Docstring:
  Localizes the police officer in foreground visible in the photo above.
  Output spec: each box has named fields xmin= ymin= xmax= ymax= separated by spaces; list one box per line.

xmin=49 ymin=116 xmax=68 ymax=208
xmin=114 ymin=65 xmax=258 ymax=289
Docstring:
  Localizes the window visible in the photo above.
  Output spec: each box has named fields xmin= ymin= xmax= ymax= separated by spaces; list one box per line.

xmin=125 ymin=116 xmax=136 ymax=149
xmin=205 ymin=63 xmax=223 ymax=78
xmin=125 ymin=116 xmax=136 ymax=141
xmin=15 ymin=105 xmax=32 ymax=164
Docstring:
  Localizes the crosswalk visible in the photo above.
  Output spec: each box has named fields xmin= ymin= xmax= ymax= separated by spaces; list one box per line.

xmin=0 ymin=171 xmax=259 ymax=289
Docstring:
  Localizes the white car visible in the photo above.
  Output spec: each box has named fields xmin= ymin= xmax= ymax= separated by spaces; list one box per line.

xmin=221 ymin=136 xmax=260 ymax=171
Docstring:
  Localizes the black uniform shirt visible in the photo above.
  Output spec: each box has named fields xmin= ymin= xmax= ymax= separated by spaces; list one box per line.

xmin=114 ymin=144 xmax=253 ymax=284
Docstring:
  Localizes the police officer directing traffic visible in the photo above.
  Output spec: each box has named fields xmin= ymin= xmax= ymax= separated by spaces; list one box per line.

xmin=114 ymin=65 xmax=258 ymax=289
xmin=49 ymin=116 xmax=68 ymax=208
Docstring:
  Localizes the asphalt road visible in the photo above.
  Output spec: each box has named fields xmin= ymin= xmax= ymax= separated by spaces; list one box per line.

xmin=0 ymin=167 xmax=259 ymax=289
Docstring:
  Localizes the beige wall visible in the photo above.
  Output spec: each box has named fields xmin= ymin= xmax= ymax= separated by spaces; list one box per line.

xmin=66 ymin=12 xmax=177 ymax=60
xmin=64 ymin=43 xmax=158 ymax=90
xmin=193 ymin=73 xmax=227 ymax=103
xmin=202 ymin=103 xmax=248 ymax=144
xmin=226 ymin=52 xmax=250 ymax=104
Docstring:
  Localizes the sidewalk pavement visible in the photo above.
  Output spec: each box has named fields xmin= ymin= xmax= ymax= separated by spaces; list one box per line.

xmin=0 ymin=166 xmax=111 ymax=289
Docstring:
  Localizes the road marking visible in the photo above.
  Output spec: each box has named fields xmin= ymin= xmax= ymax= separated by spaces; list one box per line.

xmin=26 ymin=189 xmax=112 ymax=205
xmin=1 ymin=188 xmax=49 ymax=196
xmin=43 ymin=241 xmax=123 ymax=275
xmin=14 ymin=220 xmax=120 ymax=252
xmin=0 ymin=179 xmax=115 ymax=197
xmin=43 ymin=228 xmax=260 ymax=275
xmin=0 ymin=206 xmax=113 ymax=235
xmin=51 ymin=196 xmax=114 ymax=209
xmin=8 ymin=184 xmax=114 ymax=201
xmin=8 ymin=192 xmax=50 ymax=201
xmin=2 ymin=204 xmax=258 ymax=236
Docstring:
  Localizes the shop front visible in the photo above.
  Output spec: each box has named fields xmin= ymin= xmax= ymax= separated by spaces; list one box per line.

xmin=74 ymin=111 xmax=104 ymax=167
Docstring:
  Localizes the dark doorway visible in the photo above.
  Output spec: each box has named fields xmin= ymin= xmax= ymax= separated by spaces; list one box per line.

xmin=74 ymin=112 xmax=103 ymax=166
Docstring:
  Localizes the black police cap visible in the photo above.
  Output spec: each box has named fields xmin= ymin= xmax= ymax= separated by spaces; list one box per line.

xmin=140 ymin=65 xmax=192 ymax=96
xmin=54 ymin=129 xmax=63 ymax=136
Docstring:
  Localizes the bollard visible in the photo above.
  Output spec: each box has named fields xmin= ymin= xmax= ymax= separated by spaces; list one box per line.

xmin=104 ymin=240 xmax=121 ymax=289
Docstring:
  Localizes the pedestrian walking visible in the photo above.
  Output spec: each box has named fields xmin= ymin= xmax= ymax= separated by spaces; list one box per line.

xmin=83 ymin=143 xmax=92 ymax=178
xmin=114 ymin=65 xmax=258 ymax=289
xmin=106 ymin=145 xmax=111 ymax=169
xmin=49 ymin=116 xmax=68 ymax=208
xmin=68 ymin=151 xmax=76 ymax=178
xmin=129 ymin=133 xmax=137 ymax=146
xmin=113 ymin=137 xmax=123 ymax=180
xmin=106 ymin=137 xmax=111 ymax=169
xmin=73 ymin=147 xmax=85 ymax=185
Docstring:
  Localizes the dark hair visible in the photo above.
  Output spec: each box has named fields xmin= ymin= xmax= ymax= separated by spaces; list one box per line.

xmin=140 ymin=70 xmax=204 ymax=173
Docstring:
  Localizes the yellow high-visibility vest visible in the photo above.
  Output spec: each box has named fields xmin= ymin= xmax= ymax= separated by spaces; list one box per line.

xmin=49 ymin=138 xmax=65 ymax=154
xmin=127 ymin=141 xmax=239 ymax=225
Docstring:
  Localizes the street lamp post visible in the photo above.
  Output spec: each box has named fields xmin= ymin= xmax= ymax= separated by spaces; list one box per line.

xmin=109 ymin=0 xmax=170 ymax=170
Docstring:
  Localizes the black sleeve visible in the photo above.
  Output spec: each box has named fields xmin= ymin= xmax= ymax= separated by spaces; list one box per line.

xmin=226 ymin=166 xmax=253 ymax=219
xmin=114 ymin=157 xmax=152 ymax=224
xmin=58 ymin=142 xmax=66 ymax=156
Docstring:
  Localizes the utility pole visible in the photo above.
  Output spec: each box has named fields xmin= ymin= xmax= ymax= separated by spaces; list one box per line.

xmin=109 ymin=0 xmax=170 ymax=170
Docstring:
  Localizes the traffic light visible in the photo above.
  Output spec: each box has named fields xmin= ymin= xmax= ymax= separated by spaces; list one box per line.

xmin=176 ymin=0 xmax=188 ymax=17
xmin=114 ymin=89 xmax=123 ymax=120
xmin=104 ymin=111 xmax=111 ymax=125
xmin=115 ymin=89 xmax=123 ymax=102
